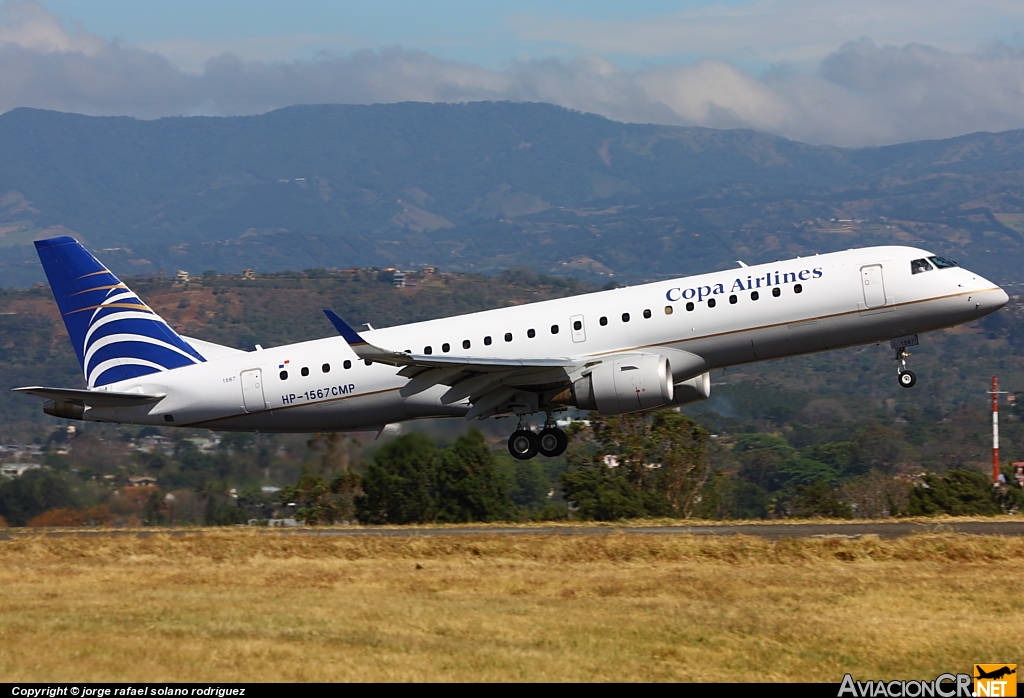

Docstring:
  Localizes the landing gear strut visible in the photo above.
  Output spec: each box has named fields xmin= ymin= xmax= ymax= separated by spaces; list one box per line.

xmin=895 ymin=346 xmax=917 ymax=388
xmin=507 ymin=416 xmax=568 ymax=460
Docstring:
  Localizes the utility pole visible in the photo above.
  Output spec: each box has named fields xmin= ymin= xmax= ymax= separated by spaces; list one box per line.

xmin=988 ymin=376 xmax=1008 ymax=484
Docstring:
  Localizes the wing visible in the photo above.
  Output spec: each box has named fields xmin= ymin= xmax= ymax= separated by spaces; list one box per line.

xmin=323 ymin=309 xmax=584 ymax=419
xmin=13 ymin=386 xmax=166 ymax=407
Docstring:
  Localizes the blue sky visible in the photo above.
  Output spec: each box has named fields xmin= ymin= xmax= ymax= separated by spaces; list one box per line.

xmin=2 ymin=1 xmax=1024 ymax=145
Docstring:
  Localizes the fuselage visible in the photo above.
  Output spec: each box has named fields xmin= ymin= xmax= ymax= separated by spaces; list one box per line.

xmin=88 ymin=245 xmax=1008 ymax=431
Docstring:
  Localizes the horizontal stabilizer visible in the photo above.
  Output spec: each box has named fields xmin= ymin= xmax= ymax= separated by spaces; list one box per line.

xmin=13 ymin=386 xmax=166 ymax=407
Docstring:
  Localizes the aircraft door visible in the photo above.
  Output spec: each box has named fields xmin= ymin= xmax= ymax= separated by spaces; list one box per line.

xmin=570 ymin=314 xmax=586 ymax=343
xmin=861 ymin=265 xmax=887 ymax=308
xmin=240 ymin=369 xmax=267 ymax=413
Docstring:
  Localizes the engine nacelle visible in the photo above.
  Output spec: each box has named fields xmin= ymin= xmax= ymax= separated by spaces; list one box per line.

xmin=573 ymin=354 xmax=674 ymax=415
xmin=672 ymin=371 xmax=711 ymax=407
xmin=43 ymin=400 xmax=85 ymax=420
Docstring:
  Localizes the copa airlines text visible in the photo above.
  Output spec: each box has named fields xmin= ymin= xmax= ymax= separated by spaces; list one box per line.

xmin=16 ymin=237 xmax=1007 ymax=460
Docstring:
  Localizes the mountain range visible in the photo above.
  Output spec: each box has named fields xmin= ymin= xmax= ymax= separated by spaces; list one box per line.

xmin=1 ymin=101 xmax=1022 ymax=287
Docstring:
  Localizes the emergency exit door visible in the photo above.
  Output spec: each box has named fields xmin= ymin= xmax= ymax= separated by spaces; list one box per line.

xmin=861 ymin=264 xmax=887 ymax=308
xmin=240 ymin=369 xmax=266 ymax=413
xmin=570 ymin=314 xmax=587 ymax=343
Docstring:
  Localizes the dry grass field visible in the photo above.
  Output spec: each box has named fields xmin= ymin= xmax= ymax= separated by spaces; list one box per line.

xmin=1 ymin=530 xmax=1022 ymax=682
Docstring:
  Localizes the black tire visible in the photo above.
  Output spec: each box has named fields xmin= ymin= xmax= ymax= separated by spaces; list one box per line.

xmin=898 ymin=369 xmax=917 ymax=388
xmin=508 ymin=429 xmax=539 ymax=460
xmin=538 ymin=427 xmax=568 ymax=457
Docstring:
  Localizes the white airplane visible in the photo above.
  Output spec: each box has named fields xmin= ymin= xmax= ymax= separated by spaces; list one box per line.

xmin=16 ymin=236 xmax=1008 ymax=460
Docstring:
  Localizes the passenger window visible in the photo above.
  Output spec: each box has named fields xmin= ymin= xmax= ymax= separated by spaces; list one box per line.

xmin=911 ymin=258 xmax=933 ymax=274
xmin=643 ymin=309 xmax=652 ymax=319
xmin=622 ymin=313 xmax=630 ymax=322
xmin=301 ymin=367 xmax=309 ymax=377
xmin=551 ymin=325 xmax=560 ymax=334
xmin=772 ymin=287 xmax=781 ymax=297
xmin=794 ymin=284 xmax=803 ymax=294
xmin=484 ymin=336 xmax=492 ymax=346
xmin=424 ymin=346 xmax=433 ymax=355
xmin=322 ymin=363 xmax=330 ymax=373
xmin=573 ymin=320 xmax=582 ymax=331
xmin=463 ymin=339 xmax=471 ymax=349
xmin=708 ymin=298 xmax=717 ymax=308
xmin=729 ymin=295 xmax=737 ymax=304
xmin=279 ymin=370 xmax=288 ymax=380
xmin=751 ymin=291 xmax=759 ymax=301
xmin=504 ymin=332 xmax=513 ymax=342
xmin=686 ymin=302 xmax=694 ymax=312
xmin=664 ymin=306 xmax=673 ymax=315
xmin=599 ymin=316 xmax=608 ymax=326
xmin=364 ymin=360 xmax=372 ymax=366
xmin=442 ymin=343 xmax=450 ymax=353
xmin=343 ymin=360 xmax=351 ymax=369
xmin=929 ymin=256 xmax=958 ymax=269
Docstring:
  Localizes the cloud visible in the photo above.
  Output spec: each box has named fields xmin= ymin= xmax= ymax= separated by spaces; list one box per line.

xmin=1 ymin=1 xmax=1024 ymax=146
xmin=509 ymin=0 xmax=1024 ymax=66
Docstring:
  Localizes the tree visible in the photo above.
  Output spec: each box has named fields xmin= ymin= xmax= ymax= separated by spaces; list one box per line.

xmin=734 ymin=434 xmax=793 ymax=491
xmin=493 ymin=451 xmax=552 ymax=510
xmin=787 ymin=480 xmax=853 ymax=519
xmin=908 ymin=470 xmax=1002 ymax=516
xmin=356 ymin=433 xmax=437 ymax=524
xmin=560 ymin=467 xmax=649 ymax=520
xmin=434 ymin=430 xmax=514 ymax=523
xmin=840 ymin=472 xmax=910 ymax=518
xmin=279 ymin=471 xmax=361 ymax=525
xmin=560 ymin=409 xmax=711 ymax=520
xmin=356 ymin=431 xmax=513 ymax=524
xmin=0 ymin=470 xmax=77 ymax=526
xmin=852 ymin=423 xmax=907 ymax=474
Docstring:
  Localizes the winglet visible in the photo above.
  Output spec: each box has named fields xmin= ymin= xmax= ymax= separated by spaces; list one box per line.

xmin=323 ymin=309 xmax=369 ymax=346
xmin=323 ymin=309 xmax=412 ymax=366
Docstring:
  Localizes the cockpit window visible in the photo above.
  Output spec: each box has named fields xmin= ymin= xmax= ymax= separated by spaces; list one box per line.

xmin=928 ymin=256 xmax=959 ymax=269
xmin=911 ymin=258 xmax=933 ymax=274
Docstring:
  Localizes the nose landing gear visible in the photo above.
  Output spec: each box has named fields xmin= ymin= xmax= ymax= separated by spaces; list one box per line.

xmin=894 ymin=345 xmax=917 ymax=388
xmin=507 ymin=415 xmax=568 ymax=460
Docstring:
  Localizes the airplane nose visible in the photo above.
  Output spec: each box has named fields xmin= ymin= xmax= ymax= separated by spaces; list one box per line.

xmin=994 ymin=287 xmax=1010 ymax=309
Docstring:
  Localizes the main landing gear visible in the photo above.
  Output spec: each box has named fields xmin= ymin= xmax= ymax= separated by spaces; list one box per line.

xmin=508 ymin=416 xmax=568 ymax=460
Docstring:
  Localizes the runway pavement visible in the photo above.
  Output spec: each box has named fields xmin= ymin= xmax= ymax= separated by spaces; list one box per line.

xmin=2 ymin=520 xmax=1024 ymax=539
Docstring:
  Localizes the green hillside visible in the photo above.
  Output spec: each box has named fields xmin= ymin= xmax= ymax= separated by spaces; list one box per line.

xmin=1 ymin=102 xmax=1022 ymax=288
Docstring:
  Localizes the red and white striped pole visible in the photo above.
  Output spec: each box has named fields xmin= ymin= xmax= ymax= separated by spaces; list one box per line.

xmin=990 ymin=376 xmax=1004 ymax=484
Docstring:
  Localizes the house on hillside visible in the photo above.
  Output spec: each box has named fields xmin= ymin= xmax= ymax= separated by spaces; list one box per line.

xmin=0 ymin=463 xmax=41 ymax=478
xmin=175 ymin=270 xmax=190 ymax=284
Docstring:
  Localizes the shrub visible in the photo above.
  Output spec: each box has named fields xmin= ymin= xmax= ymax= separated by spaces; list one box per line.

xmin=908 ymin=469 xmax=1001 ymax=516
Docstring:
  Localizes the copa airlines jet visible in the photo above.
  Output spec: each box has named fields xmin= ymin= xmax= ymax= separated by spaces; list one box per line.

xmin=16 ymin=236 xmax=1008 ymax=460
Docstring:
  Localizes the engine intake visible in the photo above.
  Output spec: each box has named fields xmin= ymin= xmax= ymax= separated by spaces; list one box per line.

xmin=573 ymin=354 xmax=674 ymax=414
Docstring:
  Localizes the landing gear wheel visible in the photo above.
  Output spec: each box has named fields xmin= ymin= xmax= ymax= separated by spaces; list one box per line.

xmin=508 ymin=429 xmax=540 ymax=460
xmin=538 ymin=427 xmax=568 ymax=457
xmin=898 ymin=369 xmax=917 ymax=388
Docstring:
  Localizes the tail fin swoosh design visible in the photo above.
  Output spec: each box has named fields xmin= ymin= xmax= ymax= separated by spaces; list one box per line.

xmin=35 ymin=237 xmax=205 ymax=388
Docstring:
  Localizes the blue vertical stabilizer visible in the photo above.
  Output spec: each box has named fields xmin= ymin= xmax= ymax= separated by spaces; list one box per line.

xmin=34 ymin=237 xmax=205 ymax=388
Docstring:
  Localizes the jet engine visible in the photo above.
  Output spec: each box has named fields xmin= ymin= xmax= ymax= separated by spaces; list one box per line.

xmin=671 ymin=371 xmax=711 ymax=407
xmin=569 ymin=354 xmax=674 ymax=415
